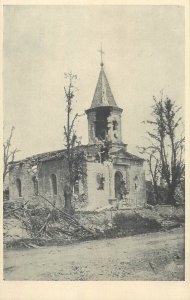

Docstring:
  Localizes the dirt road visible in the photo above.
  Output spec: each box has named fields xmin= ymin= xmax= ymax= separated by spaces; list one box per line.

xmin=4 ymin=228 xmax=184 ymax=281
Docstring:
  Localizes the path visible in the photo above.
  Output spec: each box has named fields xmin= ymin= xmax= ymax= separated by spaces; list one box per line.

xmin=4 ymin=228 xmax=184 ymax=280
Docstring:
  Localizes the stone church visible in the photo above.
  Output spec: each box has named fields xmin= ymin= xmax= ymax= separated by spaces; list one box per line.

xmin=9 ymin=58 xmax=146 ymax=211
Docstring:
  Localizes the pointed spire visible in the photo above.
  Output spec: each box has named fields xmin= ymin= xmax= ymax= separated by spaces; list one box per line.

xmin=90 ymin=48 xmax=118 ymax=109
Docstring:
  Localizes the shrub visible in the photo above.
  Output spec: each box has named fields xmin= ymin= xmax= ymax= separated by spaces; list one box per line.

xmin=110 ymin=212 xmax=162 ymax=236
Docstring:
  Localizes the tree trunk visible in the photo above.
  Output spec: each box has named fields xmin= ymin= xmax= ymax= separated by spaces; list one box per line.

xmin=64 ymin=183 xmax=73 ymax=214
xmin=167 ymin=183 xmax=176 ymax=206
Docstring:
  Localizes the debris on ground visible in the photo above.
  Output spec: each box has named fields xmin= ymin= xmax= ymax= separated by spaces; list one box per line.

xmin=3 ymin=198 xmax=184 ymax=249
xmin=3 ymin=198 xmax=96 ymax=249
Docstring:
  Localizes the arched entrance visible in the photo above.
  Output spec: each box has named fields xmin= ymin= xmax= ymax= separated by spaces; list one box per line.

xmin=114 ymin=171 xmax=123 ymax=200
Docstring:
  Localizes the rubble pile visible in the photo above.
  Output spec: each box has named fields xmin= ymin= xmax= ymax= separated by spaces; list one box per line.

xmin=3 ymin=199 xmax=95 ymax=248
xmin=4 ymin=199 xmax=184 ymax=249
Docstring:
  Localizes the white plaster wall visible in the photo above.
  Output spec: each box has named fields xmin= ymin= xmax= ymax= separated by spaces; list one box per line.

xmin=86 ymin=162 xmax=110 ymax=210
xmin=128 ymin=163 xmax=146 ymax=206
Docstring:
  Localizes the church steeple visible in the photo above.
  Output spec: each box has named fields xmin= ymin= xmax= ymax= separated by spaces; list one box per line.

xmin=90 ymin=47 xmax=118 ymax=109
xmin=86 ymin=51 xmax=123 ymax=145
xmin=90 ymin=66 xmax=118 ymax=109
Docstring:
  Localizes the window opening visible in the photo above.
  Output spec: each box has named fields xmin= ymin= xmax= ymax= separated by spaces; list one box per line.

xmin=96 ymin=173 xmax=105 ymax=190
xmin=16 ymin=178 xmax=22 ymax=197
xmin=32 ymin=176 xmax=38 ymax=195
xmin=51 ymin=174 xmax=57 ymax=195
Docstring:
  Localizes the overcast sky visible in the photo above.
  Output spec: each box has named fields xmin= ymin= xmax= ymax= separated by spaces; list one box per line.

xmin=3 ymin=5 xmax=184 ymax=160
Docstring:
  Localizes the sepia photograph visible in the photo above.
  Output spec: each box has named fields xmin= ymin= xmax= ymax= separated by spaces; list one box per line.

xmin=2 ymin=4 xmax=186 ymax=283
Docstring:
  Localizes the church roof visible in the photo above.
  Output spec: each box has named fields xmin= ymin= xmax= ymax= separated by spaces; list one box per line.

xmin=9 ymin=145 xmax=144 ymax=166
xmin=90 ymin=66 xmax=118 ymax=109
xmin=110 ymin=147 xmax=145 ymax=162
xmin=8 ymin=149 xmax=66 ymax=165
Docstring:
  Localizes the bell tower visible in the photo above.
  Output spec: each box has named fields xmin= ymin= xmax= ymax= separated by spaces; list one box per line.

xmin=85 ymin=48 xmax=125 ymax=149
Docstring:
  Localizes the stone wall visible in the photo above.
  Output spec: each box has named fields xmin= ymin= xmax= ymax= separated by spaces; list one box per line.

xmin=9 ymin=162 xmax=35 ymax=203
xmin=9 ymin=153 xmax=146 ymax=211
xmin=38 ymin=158 xmax=68 ymax=208
xmin=9 ymin=158 xmax=88 ymax=209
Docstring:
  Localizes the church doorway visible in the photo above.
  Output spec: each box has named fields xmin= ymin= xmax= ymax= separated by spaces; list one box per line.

xmin=114 ymin=171 xmax=123 ymax=200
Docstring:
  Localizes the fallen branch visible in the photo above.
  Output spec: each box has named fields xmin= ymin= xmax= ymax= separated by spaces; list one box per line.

xmin=38 ymin=212 xmax=51 ymax=235
xmin=38 ymin=193 xmax=95 ymax=236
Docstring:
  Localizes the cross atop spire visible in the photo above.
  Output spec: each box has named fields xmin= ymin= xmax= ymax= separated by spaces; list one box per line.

xmin=98 ymin=45 xmax=105 ymax=67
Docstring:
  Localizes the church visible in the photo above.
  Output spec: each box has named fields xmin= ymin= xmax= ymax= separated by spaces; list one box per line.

xmin=8 ymin=56 xmax=146 ymax=211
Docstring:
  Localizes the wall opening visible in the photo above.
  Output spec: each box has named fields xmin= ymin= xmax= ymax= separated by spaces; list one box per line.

xmin=74 ymin=176 xmax=79 ymax=194
xmin=96 ymin=173 xmax=105 ymax=190
xmin=16 ymin=178 xmax=22 ymax=197
xmin=95 ymin=107 xmax=110 ymax=140
xmin=51 ymin=174 xmax=57 ymax=195
xmin=32 ymin=176 xmax=38 ymax=195
xmin=112 ymin=120 xmax=118 ymax=130
xmin=134 ymin=175 xmax=139 ymax=191
xmin=114 ymin=171 xmax=124 ymax=200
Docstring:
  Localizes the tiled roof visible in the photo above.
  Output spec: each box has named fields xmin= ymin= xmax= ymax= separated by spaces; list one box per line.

xmin=9 ymin=145 xmax=144 ymax=165
xmin=8 ymin=149 xmax=66 ymax=165
xmin=9 ymin=145 xmax=87 ymax=165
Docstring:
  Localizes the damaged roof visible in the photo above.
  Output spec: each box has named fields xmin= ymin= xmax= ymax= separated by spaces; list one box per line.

xmin=8 ymin=149 xmax=66 ymax=165
xmin=9 ymin=144 xmax=144 ymax=166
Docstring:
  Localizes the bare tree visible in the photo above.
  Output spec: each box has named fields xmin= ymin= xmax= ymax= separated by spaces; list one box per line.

xmin=138 ymin=146 xmax=161 ymax=204
xmin=140 ymin=94 xmax=184 ymax=205
xmin=3 ymin=126 xmax=19 ymax=183
xmin=63 ymin=72 xmax=86 ymax=213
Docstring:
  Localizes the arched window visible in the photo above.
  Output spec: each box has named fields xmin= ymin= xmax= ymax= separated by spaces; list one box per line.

xmin=32 ymin=176 xmax=38 ymax=195
xmin=113 ymin=120 xmax=118 ymax=130
xmin=134 ymin=175 xmax=139 ymax=191
xmin=74 ymin=179 xmax=79 ymax=194
xmin=51 ymin=174 xmax=57 ymax=195
xmin=114 ymin=171 xmax=123 ymax=199
xmin=16 ymin=178 xmax=22 ymax=197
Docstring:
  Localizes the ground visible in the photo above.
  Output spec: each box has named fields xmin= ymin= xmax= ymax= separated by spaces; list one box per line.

xmin=4 ymin=227 xmax=184 ymax=281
